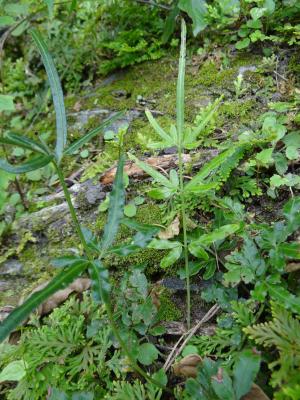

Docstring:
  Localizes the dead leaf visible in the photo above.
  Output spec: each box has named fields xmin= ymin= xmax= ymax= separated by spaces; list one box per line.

xmin=158 ymin=217 xmax=180 ymax=239
xmin=286 ymin=262 xmax=300 ymax=273
xmin=73 ymin=101 xmax=82 ymax=112
xmin=241 ymin=384 xmax=270 ymax=400
xmin=20 ymin=278 xmax=91 ymax=317
xmin=100 ymin=154 xmax=191 ymax=184
xmin=172 ymin=354 xmax=202 ymax=378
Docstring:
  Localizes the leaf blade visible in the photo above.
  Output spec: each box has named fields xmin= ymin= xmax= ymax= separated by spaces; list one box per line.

xmin=0 ymin=155 xmax=53 ymax=174
xmin=0 ymin=260 xmax=88 ymax=342
xmin=31 ymin=29 xmax=67 ymax=162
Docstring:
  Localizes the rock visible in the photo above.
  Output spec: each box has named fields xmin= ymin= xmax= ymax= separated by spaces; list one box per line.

xmin=103 ymin=109 xmax=141 ymax=135
xmin=0 ymin=259 xmax=23 ymax=275
xmin=68 ymin=108 xmax=110 ymax=130
xmin=111 ymin=89 xmax=129 ymax=98
xmin=76 ymin=180 xmax=106 ymax=206
xmin=160 ymin=277 xmax=208 ymax=293
xmin=238 ymin=65 xmax=257 ymax=76
xmin=163 ymin=146 xmax=178 ymax=155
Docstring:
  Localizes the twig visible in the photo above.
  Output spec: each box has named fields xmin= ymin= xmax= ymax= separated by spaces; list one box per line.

xmin=163 ymin=304 xmax=220 ymax=371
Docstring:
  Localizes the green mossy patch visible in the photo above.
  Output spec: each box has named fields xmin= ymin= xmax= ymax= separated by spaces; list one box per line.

xmin=157 ymin=288 xmax=182 ymax=321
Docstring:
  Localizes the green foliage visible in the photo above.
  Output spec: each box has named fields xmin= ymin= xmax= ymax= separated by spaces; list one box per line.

xmin=183 ymin=350 xmax=260 ymax=400
xmin=245 ymin=303 xmax=300 ymax=398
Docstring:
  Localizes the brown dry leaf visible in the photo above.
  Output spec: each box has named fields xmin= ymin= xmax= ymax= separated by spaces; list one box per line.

xmin=73 ymin=101 xmax=82 ymax=112
xmin=21 ymin=278 xmax=91 ymax=316
xmin=100 ymin=154 xmax=191 ymax=184
xmin=286 ymin=262 xmax=300 ymax=273
xmin=172 ymin=354 xmax=202 ymax=378
xmin=158 ymin=217 xmax=180 ymax=240
xmin=241 ymin=384 xmax=270 ymax=400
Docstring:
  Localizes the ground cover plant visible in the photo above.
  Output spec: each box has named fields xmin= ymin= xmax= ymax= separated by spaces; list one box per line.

xmin=0 ymin=1 xmax=300 ymax=399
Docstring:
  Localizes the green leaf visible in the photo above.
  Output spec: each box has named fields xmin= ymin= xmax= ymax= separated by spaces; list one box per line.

xmin=0 ymin=16 xmax=15 ymax=27
xmin=162 ymin=5 xmax=180 ymax=43
xmin=0 ymin=95 xmax=15 ymax=112
xmin=161 ymin=245 xmax=182 ymax=268
xmin=211 ymin=369 xmax=235 ymax=400
xmin=128 ymin=154 xmax=175 ymax=190
xmin=235 ymin=38 xmax=250 ymax=49
xmin=148 ymin=187 xmax=173 ymax=200
xmin=4 ymin=3 xmax=29 ymax=16
xmin=233 ymin=349 xmax=261 ymax=399
xmin=0 ymin=133 xmax=48 ymax=154
xmin=250 ymin=7 xmax=265 ymax=20
xmin=44 ymin=0 xmax=54 ymax=18
xmin=203 ymin=260 xmax=216 ymax=280
xmin=0 ymin=155 xmax=53 ymax=174
xmin=100 ymin=154 xmax=125 ymax=253
xmin=0 ymin=260 xmax=88 ymax=342
xmin=89 ymin=260 xmax=110 ymax=304
xmin=124 ymin=203 xmax=137 ymax=218
xmin=188 ymin=243 xmax=209 ymax=259
xmin=255 ymin=148 xmax=273 ymax=166
xmin=178 ymin=0 xmax=207 ymax=36
xmin=31 ymin=29 xmax=67 ymax=163
xmin=64 ymin=112 xmax=123 ymax=155
xmin=286 ymin=146 xmax=299 ymax=160
xmin=145 ymin=109 xmax=175 ymax=146
xmin=149 ymin=239 xmax=182 ymax=250
xmin=190 ymin=224 xmax=240 ymax=249
xmin=0 ymin=360 xmax=27 ymax=382
xmin=137 ymin=343 xmax=159 ymax=366
xmin=176 ymin=19 xmax=186 ymax=142
xmin=185 ymin=147 xmax=238 ymax=191
xmin=51 ymin=255 xmax=87 ymax=268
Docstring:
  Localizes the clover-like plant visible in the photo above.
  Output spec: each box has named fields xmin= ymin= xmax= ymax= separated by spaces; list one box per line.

xmin=0 ymin=29 xmax=164 ymax=389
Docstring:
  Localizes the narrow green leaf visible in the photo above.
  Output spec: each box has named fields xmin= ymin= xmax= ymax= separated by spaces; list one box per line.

xmin=145 ymin=109 xmax=175 ymax=146
xmin=176 ymin=19 xmax=186 ymax=143
xmin=128 ymin=154 xmax=175 ymax=189
xmin=0 ymin=133 xmax=48 ymax=154
xmin=185 ymin=147 xmax=238 ymax=191
xmin=0 ymin=261 xmax=88 ymax=342
xmin=64 ymin=111 xmax=124 ymax=155
xmin=100 ymin=154 xmax=125 ymax=253
xmin=161 ymin=246 xmax=182 ymax=268
xmin=89 ymin=260 xmax=110 ymax=304
xmin=190 ymin=96 xmax=223 ymax=139
xmin=0 ymin=155 xmax=53 ymax=174
xmin=31 ymin=29 xmax=67 ymax=163
xmin=190 ymin=224 xmax=240 ymax=248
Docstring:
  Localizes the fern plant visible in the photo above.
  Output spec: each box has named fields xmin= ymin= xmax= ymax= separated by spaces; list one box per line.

xmin=245 ymin=302 xmax=300 ymax=399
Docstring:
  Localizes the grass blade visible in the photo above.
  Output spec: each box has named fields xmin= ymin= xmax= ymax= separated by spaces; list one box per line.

xmin=100 ymin=154 xmax=126 ymax=253
xmin=64 ymin=111 xmax=124 ymax=155
xmin=0 ymin=155 xmax=53 ymax=174
xmin=0 ymin=260 xmax=88 ymax=342
xmin=31 ymin=29 xmax=67 ymax=163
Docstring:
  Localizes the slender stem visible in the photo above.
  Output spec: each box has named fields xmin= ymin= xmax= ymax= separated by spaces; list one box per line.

xmin=54 ymin=162 xmax=91 ymax=256
xmin=54 ymin=161 xmax=167 ymax=391
xmin=178 ymin=148 xmax=191 ymax=330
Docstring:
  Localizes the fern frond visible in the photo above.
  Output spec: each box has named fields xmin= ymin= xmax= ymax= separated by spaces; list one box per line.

xmin=244 ymin=302 xmax=300 ymax=388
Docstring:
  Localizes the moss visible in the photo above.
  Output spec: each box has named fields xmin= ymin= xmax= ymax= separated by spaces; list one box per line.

xmin=193 ymin=61 xmax=238 ymax=90
xmin=157 ymin=288 xmax=182 ymax=321
xmin=217 ymin=99 xmax=257 ymax=128
xmin=288 ymin=54 xmax=300 ymax=83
